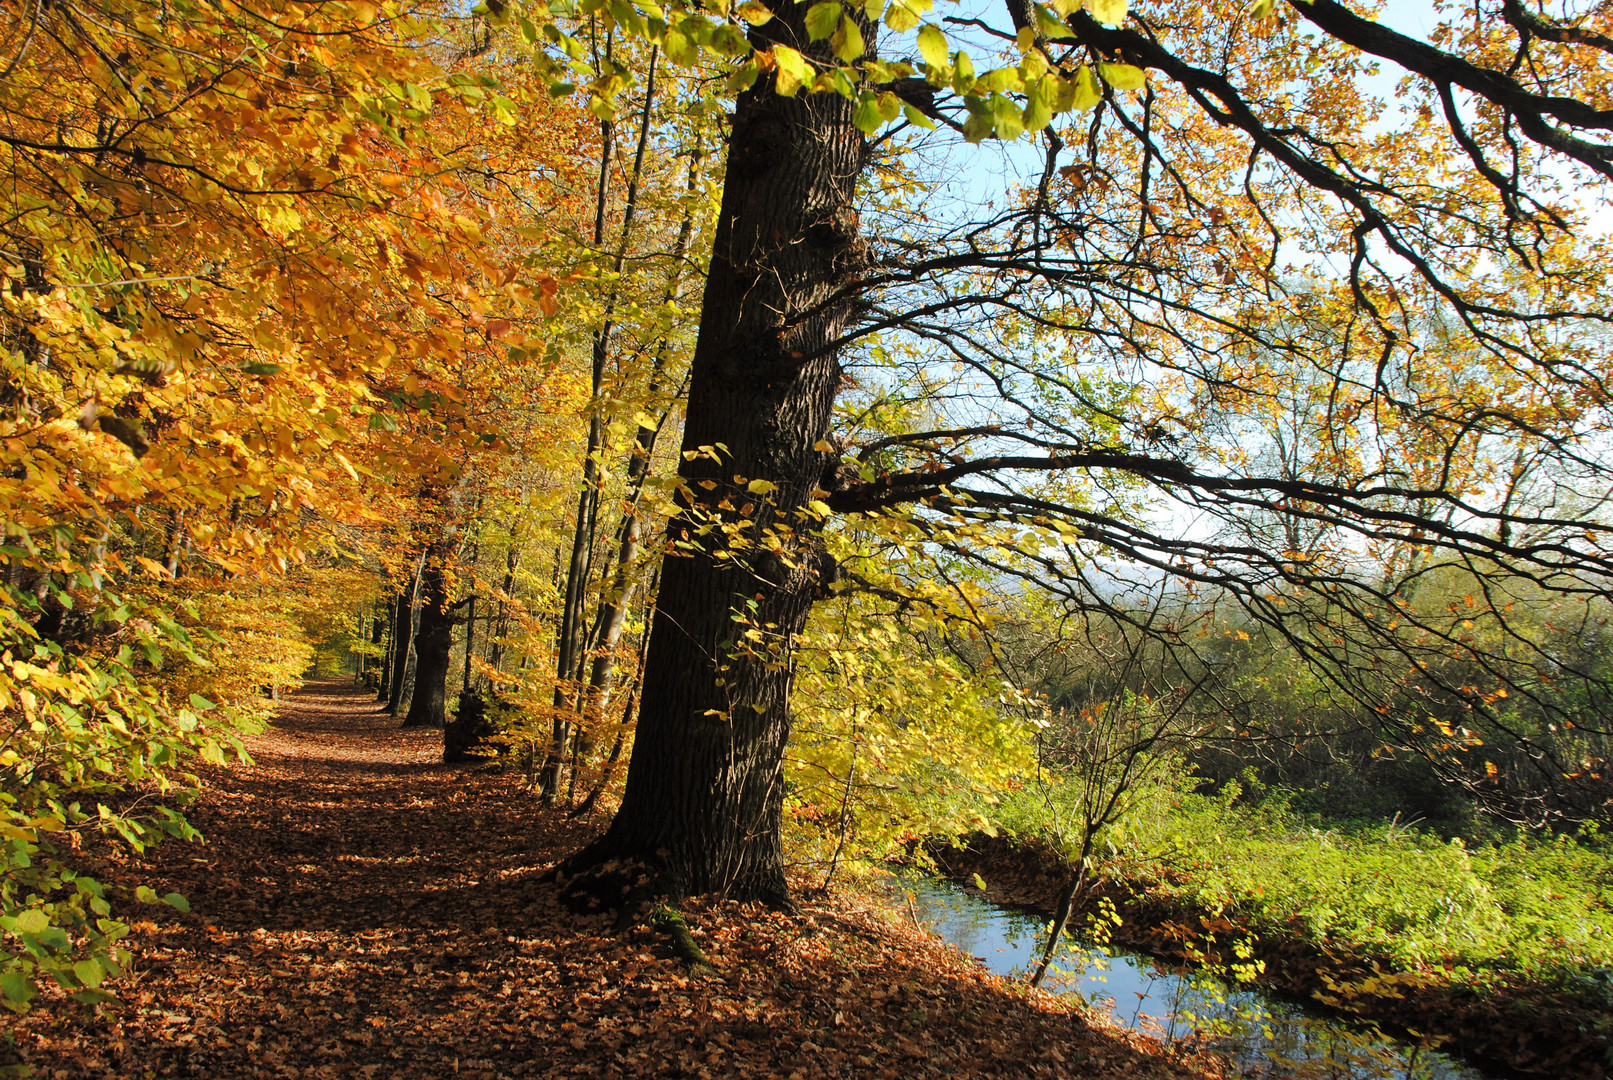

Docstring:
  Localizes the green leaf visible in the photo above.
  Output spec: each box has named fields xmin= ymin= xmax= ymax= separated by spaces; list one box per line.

xmin=162 ymin=892 xmax=191 ymax=913
xmin=989 ymin=93 xmax=1024 ymax=140
xmin=853 ymin=95 xmax=885 ymax=134
xmin=135 ymin=885 xmax=159 ymax=904
xmin=241 ymin=362 xmax=281 ymax=376
xmin=0 ymin=970 xmax=35 ymax=1009
xmin=902 ymin=102 xmax=937 ymax=130
xmin=916 ymin=23 xmax=948 ymax=69
xmin=1023 ymin=76 xmax=1055 ymax=132
xmin=1034 ymin=3 xmax=1076 ymax=40
xmin=951 ymin=50 xmax=975 ymax=92
xmin=962 ymin=100 xmax=994 ymax=143
xmin=883 ymin=0 xmax=928 ymax=33
xmin=804 ymin=1 xmax=841 ymax=40
xmin=831 ymin=17 xmax=865 ymax=61
xmin=977 ymin=67 xmax=1021 ymax=94
xmin=1098 ymin=61 xmax=1145 ymax=90
xmin=1071 ymin=64 xmax=1103 ymax=109
xmin=189 ymin=693 xmax=215 ymax=711
xmin=971 ymin=872 xmax=988 ymax=891
xmin=734 ymin=0 xmax=773 ymax=23
xmin=72 ymin=959 xmax=104 ymax=989
xmin=12 ymin=910 xmax=47 ymax=935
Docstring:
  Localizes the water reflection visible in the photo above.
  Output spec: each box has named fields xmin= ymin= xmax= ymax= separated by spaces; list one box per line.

xmin=891 ymin=877 xmax=1486 ymax=1080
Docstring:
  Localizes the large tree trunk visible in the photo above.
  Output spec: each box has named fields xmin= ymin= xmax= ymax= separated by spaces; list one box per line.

xmin=402 ymin=550 xmax=453 ymax=729
xmin=561 ymin=11 xmax=866 ymax=906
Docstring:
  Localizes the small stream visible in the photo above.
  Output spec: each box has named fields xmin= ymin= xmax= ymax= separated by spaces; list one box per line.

xmin=891 ymin=876 xmax=1490 ymax=1080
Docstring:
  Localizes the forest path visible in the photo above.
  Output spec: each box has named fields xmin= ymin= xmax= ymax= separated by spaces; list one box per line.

xmin=9 ymin=679 xmax=1217 ymax=1080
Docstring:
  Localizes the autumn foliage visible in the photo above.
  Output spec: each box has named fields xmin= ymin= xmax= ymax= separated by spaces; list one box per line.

xmin=2 ymin=4 xmax=1613 ymax=1077
xmin=0 ymin=0 xmax=594 ymax=1006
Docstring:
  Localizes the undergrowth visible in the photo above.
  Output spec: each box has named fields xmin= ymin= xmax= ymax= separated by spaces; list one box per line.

xmin=994 ymin=778 xmax=1613 ymax=997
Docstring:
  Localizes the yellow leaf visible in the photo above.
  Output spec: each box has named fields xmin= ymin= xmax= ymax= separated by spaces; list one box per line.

xmin=1071 ymin=65 xmax=1102 ymax=109
xmin=916 ymin=24 xmax=948 ymax=68
xmin=772 ymin=46 xmax=812 ymax=97
xmin=1084 ymin=0 xmax=1126 ymax=24
xmin=134 ymin=555 xmax=172 ymax=579
xmin=1098 ymin=62 xmax=1145 ymax=90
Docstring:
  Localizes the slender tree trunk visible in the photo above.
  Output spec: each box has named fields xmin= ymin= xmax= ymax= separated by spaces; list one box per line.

xmin=378 ymin=594 xmax=397 ymax=702
xmin=542 ymin=51 xmax=660 ymax=801
xmin=354 ymin=605 xmax=365 ymax=684
xmin=583 ymin=133 xmax=703 ymax=738
xmin=1029 ymin=835 xmax=1095 ymax=989
xmin=368 ymin=613 xmax=385 ymax=689
xmin=489 ymin=538 xmax=521 ymax=676
xmin=462 ymin=593 xmax=476 ymax=693
xmin=1028 ymin=872 xmax=1083 ymax=990
xmin=573 ymin=574 xmax=658 ymax=819
xmin=387 ymin=553 xmax=424 ymax=715
xmin=403 ymin=547 xmax=454 ymax=729
xmin=820 ymin=725 xmax=859 ymax=893
xmin=165 ymin=509 xmax=186 ymax=578
xmin=561 ymin=9 xmax=867 ymax=905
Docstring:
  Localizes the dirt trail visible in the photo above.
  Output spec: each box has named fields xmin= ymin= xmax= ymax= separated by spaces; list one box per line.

xmin=7 ymin=680 xmax=1219 ymax=1080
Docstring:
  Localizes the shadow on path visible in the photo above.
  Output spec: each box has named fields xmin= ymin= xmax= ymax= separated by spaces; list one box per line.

xmin=8 ymin=679 xmax=1218 ymax=1080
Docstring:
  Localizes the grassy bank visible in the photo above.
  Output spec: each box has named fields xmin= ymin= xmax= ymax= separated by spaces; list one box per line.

xmin=966 ymin=781 xmax=1613 ymax=1076
xmin=1049 ymin=787 xmax=1611 ymax=988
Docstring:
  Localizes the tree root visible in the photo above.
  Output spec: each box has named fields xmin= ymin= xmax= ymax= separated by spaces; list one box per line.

xmin=653 ymin=904 xmax=714 ymax=974
xmin=548 ymin=849 xmax=719 ymax=974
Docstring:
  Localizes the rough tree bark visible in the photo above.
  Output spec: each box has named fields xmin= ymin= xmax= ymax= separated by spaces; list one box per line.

xmin=402 ymin=544 xmax=454 ymax=729
xmin=559 ymin=4 xmax=866 ymax=906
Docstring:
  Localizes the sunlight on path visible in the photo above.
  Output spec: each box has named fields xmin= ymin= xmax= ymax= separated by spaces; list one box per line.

xmin=245 ymin=680 xmax=446 ymax=771
xmin=4 ymin=680 xmax=1218 ymax=1080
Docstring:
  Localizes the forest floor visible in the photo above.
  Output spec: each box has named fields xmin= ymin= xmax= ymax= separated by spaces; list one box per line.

xmin=3 ymin=680 xmax=1226 ymax=1080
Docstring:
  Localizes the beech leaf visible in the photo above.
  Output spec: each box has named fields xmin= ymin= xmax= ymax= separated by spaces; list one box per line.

xmin=1098 ymin=61 xmax=1145 ymax=90
xmin=804 ymin=1 xmax=841 ymax=41
xmin=1084 ymin=0 xmax=1125 ymax=24
xmin=772 ymin=45 xmax=812 ymax=96
xmin=916 ymin=24 xmax=948 ymax=69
